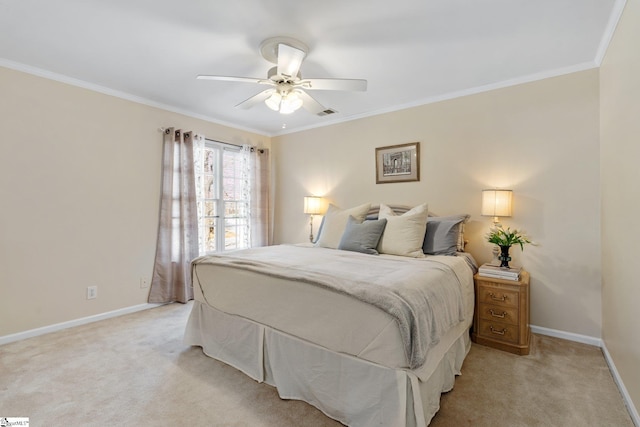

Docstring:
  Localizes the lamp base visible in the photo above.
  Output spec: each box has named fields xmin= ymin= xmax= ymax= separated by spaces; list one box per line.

xmin=491 ymin=245 xmax=500 ymax=265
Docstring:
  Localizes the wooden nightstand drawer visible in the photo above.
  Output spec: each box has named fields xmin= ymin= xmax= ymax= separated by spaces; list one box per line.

xmin=472 ymin=271 xmax=530 ymax=355
xmin=477 ymin=320 xmax=519 ymax=344
xmin=478 ymin=303 xmax=519 ymax=326
xmin=477 ymin=285 xmax=519 ymax=308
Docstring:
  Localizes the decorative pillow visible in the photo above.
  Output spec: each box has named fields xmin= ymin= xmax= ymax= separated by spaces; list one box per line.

xmin=377 ymin=203 xmax=429 ymax=257
xmin=422 ymin=214 xmax=470 ymax=256
xmin=315 ymin=203 xmax=371 ymax=249
xmin=338 ymin=216 xmax=388 ymax=255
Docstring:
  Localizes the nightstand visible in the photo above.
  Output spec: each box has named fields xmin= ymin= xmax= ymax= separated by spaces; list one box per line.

xmin=472 ymin=271 xmax=530 ymax=355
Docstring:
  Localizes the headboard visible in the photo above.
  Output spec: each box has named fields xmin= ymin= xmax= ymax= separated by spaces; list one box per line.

xmin=365 ymin=204 xmax=434 ymax=220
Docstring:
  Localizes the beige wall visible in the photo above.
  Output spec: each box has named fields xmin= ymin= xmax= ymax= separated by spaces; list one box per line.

xmin=273 ymin=69 xmax=602 ymax=338
xmin=0 ymin=62 xmax=605 ymax=345
xmin=600 ymin=0 xmax=640 ymax=415
xmin=0 ymin=66 xmax=269 ymax=336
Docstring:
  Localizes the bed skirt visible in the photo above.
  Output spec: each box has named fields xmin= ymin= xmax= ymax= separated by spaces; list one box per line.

xmin=184 ymin=301 xmax=470 ymax=427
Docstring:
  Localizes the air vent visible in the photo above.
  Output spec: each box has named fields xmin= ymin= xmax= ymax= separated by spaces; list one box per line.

xmin=317 ymin=108 xmax=337 ymax=117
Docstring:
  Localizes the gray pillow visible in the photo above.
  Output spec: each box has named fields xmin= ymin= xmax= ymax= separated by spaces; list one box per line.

xmin=422 ymin=214 xmax=469 ymax=256
xmin=338 ymin=216 xmax=387 ymax=255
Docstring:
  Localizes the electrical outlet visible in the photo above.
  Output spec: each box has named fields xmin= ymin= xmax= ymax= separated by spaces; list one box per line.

xmin=87 ymin=286 xmax=97 ymax=300
xmin=140 ymin=277 xmax=150 ymax=289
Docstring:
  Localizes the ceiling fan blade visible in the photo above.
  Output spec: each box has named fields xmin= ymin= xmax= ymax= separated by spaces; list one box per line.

xmin=298 ymin=78 xmax=367 ymax=92
xmin=197 ymin=75 xmax=273 ymax=85
xmin=277 ymin=43 xmax=306 ymax=78
xmin=297 ymin=90 xmax=328 ymax=115
xmin=235 ymin=89 xmax=274 ymax=110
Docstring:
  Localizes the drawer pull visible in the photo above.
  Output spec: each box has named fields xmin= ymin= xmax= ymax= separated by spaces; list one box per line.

xmin=490 ymin=326 xmax=507 ymax=335
xmin=489 ymin=292 xmax=507 ymax=302
xmin=489 ymin=309 xmax=507 ymax=319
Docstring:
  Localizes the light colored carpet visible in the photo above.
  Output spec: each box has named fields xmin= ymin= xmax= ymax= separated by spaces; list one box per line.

xmin=0 ymin=302 xmax=633 ymax=426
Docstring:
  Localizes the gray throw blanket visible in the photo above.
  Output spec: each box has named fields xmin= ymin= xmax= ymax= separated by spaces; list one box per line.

xmin=192 ymin=244 xmax=467 ymax=369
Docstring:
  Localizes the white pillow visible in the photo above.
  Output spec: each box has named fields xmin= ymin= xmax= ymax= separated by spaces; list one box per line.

xmin=377 ymin=203 xmax=429 ymax=257
xmin=315 ymin=203 xmax=372 ymax=249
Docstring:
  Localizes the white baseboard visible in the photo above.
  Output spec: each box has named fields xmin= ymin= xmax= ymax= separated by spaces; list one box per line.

xmin=530 ymin=324 xmax=602 ymax=347
xmin=0 ymin=303 xmax=164 ymax=346
xmin=602 ymin=344 xmax=640 ymax=427
xmin=532 ymin=324 xmax=638 ymax=426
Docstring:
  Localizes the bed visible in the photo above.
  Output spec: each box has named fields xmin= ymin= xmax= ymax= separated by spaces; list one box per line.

xmin=184 ymin=203 xmax=477 ymax=426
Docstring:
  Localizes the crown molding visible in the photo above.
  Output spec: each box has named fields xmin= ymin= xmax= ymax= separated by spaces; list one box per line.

xmin=595 ymin=0 xmax=628 ymax=66
xmin=0 ymin=58 xmax=269 ymax=137
xmin=273 ymin=61 xmax=599 ymax=137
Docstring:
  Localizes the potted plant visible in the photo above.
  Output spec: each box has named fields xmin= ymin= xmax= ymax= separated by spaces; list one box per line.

xmin=486 ymin=226 xmax=531 ymax=268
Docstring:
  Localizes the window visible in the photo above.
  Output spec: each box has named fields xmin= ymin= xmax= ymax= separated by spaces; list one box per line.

xmin=194 ymin=140 xmax=250 ymax=255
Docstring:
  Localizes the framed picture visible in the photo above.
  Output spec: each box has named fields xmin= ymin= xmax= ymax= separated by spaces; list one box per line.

xmin=375 ymin=142 xmax=420 ymax=184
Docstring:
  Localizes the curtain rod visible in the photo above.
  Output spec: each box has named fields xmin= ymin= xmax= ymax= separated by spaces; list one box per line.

xmin=158 ymin=127 xmax=204 ymax=138
xmin=157 ymin=127 xmax=264 ymax=152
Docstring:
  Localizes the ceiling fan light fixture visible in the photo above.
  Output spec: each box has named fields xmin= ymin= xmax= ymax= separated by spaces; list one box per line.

xmin=265 ymin=91 xmax=282 ymax=111
xmin=199 ymin=36 xmax=366 ymax=115
xmin=265 ymin=89 xmax=303 ymax=114
xmin=280 ymin=91 xmax=303 ymax=114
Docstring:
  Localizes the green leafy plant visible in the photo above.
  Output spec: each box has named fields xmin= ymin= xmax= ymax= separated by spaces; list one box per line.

xmin=486 ymin=226 xmax=531 ymax=250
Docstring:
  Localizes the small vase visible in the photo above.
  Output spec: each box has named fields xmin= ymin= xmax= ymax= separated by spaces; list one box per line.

xmin=499 ymin=245 xmax=512 ymax=268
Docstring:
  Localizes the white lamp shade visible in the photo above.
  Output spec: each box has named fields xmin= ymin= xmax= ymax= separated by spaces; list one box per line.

xmin=265 ymin=92 xmax=282 ymax=111
xmin=279 ymin=91 xmax=303 ymax=114
xmin=303 ymin=196 xmax=325 ymax=215
xmin=482 ymin=189 xmax=513 ymax=218
xmin=265 ymin=90 xmax=303 ymax=114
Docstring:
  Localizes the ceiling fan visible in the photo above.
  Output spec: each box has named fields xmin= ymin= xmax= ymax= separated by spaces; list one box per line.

xmin=197 ymin=37 xmax=367 ymax=115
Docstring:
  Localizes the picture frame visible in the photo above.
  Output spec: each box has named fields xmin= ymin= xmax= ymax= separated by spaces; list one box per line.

xmin=375 ymin=142 xmax=420 ymax=184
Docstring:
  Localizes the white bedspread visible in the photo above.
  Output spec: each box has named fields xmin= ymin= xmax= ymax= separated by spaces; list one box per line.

xmin=192 ymin=244 xmax=468 ymax=370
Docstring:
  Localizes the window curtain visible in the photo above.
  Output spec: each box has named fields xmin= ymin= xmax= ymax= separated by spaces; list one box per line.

xmin=148 ymin=128 xmax=203 ymax=303
xmin=248 ymin=146 xmax=271 ymax=247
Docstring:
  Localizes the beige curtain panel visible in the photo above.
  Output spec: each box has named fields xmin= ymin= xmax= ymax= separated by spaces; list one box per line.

xmin=250 ymin=147 xmax=271 ymax=247
xmin=148 ymin=128 xmax=201 ymax=303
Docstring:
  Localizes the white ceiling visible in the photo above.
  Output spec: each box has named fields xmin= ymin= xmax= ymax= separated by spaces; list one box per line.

xmin=0 ymin=0 xmax=622 ymax=136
